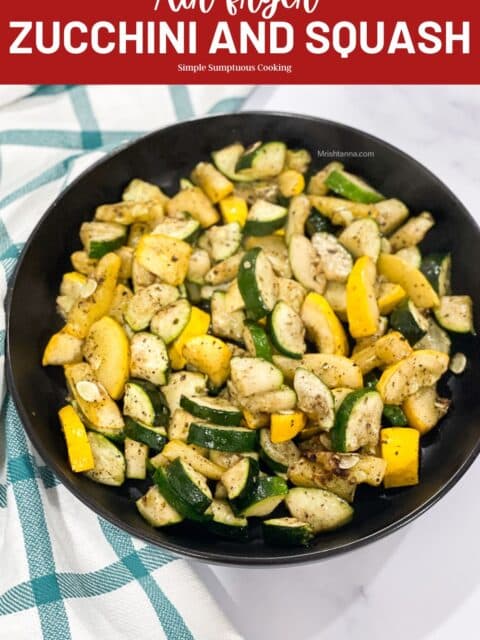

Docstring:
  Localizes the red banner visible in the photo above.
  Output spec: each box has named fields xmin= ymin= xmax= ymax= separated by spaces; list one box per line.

xmin=0 ymin=0 xmax=477 ymax=83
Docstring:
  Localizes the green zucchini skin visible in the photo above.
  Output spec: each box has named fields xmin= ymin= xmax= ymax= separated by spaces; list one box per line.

xmin=390 ymin=299 xmax=428 ymax=345
xmin=237 ymin=248 xmax=274 ymax=321
xmin=224 ymin=458 xmax=260 ymax=512
xmin=325 ymin=169 xmax=384 ymax=204
xmin=187 ymin=423 xmax=259 ymax=453
xmin=153 ymin=467 xmax=212 ymax=522
xmin=305 ymin=210 xmax=336 ymax=237
xmin=124 ymin=379 xmax=170 ymax=427
xmin=165 ymin=458 xmax=212 ymax=514
xmin=420 ymin=253 xmax=451 ymax=296
xmin=262 ymin=517 xmax=314 ymax=547
xmin=124 ymin=417 xmax=167 ymax=451
xmin=382 ymin=405 xmax=408 ymax=427
xmin=239 ymin=476 xmax=289 ymax=517
xmin=331 ymin=389 xmax=381 ymax=452
xmin=179 ymin=395 xmax=242 ymax=427
xmin=89 ymin=236 xmax=125 ymax=259
xmin=244 ymin=322 xmax=273 ymax=361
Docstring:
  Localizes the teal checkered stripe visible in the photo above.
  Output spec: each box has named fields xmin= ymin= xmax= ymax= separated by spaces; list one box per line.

xmin=0 ymin=84 xmax=250 ymax=638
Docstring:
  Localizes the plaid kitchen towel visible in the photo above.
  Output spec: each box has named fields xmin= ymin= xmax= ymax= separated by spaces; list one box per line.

xmin=0 ymin=85 xmax=252 ymax=640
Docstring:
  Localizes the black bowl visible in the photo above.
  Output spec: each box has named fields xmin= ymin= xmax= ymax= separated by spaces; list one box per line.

xmin=6 ymin=113 xmax=480 ymax=565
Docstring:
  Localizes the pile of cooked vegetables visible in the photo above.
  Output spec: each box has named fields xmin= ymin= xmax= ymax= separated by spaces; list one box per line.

xmin=43 ymin=140 xmax=475 ymax=547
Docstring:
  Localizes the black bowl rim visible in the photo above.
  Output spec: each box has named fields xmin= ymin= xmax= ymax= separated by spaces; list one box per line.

xmin=5 ymin=111 xmax=480 ymax=566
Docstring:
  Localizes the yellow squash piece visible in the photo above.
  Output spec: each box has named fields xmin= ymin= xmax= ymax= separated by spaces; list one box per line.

xmin=135 ymin=234 xmax=192 ymax=286
xmin=58 ymin=405 xmax=94 ymax=473
xmin=376 ymin=349 xmax=449 ymax=404
xmin=377 ymin=282 xmax=407 ymax=315
xmin=273 ymin=353 xmax=363 ymax=389
xmin=95 ymin=200 xmax=163 ymax=225
xmin=66 ymin=252 xmax=121 ymax=339
xmin=377 ymin=253 xmax=439 ymax=308
xmin=162 ymin=440 xmax=224 ymax=480
xmin=351 ymin=345 xmax=381 ymax=374
xmin=346 ymin=256 xmax=379 ymax=338
xmin=270 ymin=411 xmax=306 ymax=443
xmin=243 ymin=409 xmax=269 ymax=429
xmin=42 ymin=329 xmax=83 ymax=366
xmin=122 ymin=178 xmax=170 ymax=206
xmin=166 ymin=186 xmax=220 ymax=228
xmin=191 ymin=162 xmax=234 ymax=203
xmin=64 ymin=362 xmax=124 ymax=437
xmin=403 ymin=386 xmax=450 ymax=435
xmin=278 ymin=170 xmax=305 ymax=198
xmin=374 ymin=331 xmax=412 ymax=365
xmin=219 ymin=196 xmax=248 ymax=227
xmin=381 ymin=427 xmax=420 ymax=488
xmin=182 ymin=334 xmax=231 ymax=388
xmin=168 ymin=306 xmax=211 ymax=370
xmin=83 ymin=316 xmax=130 ymax=399
xmin=60 ymin=271 xmax=88 ymax=298
xmin=301 ymin=292 xmax=348 ymax=356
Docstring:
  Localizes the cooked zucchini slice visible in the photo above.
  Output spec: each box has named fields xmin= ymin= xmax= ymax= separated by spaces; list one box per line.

xmin=307 ymin=161 xmax=344 ymax=196
xmin=285 ymin=487 xmax=353 ymax=533
xmin=125 ymin=283 xmax=179 ymax=332
xmin=239 ymin=476 xmax=288 ymax=517
xmin=164 ymin=458 xmax=212 ymax=515
xmin=235 ymin=141 xmax=286 ymax=179
xmin=162 ymin=439 xmax=224 ymax=480
xmin=230 ymin=357 xmax=283 ymax=397
xmin=130 ymin=332 xmax=169 ymax=386
xmin=212 ymin=143 xmax=257 ymax=182
xmin=187 ymin=248 xmax=211 ymax=284
xmin=136 ymin=485 xmax=183 ymax=527
xmin=338 ymin=218 xmax=381 ymax=261
xmin=294 ymin=367 xmax=335 ymax=430
xmin=123 ymin=379 xmax=170 ymax=427
xmin=221 ymin=457 xmax=259 ymax=507
xmin=311 ymin=232 xmax=353 ymax=282
xmin=205 ymin=500 xmax=249 ymax=539
xmin=187 ymin=423 xmax=258 ymax=453
xmin=395 ymin=246 xmax=422 ymax=269
xmin=199 ymin=222 xmax=242 ymax=262
xmin=269 ymin=300 xmax=306 ymax=359
xmin=124 ymin=437 xmax=148 ymax=480
xmin=259 ymin=428 xmax=301 ymax=473
xmin=154 ymin=464 xmax=211 ymax=522
xmin=285 ymin=194 xmax=311 ymax=243
xmin=205 ymin=252 xmax=244 ymax=286
xmin=287 ymin=457 xmax=356 ymax=502
xmin=414 ymin=317 xmax=451 ymax=354
xmin=325 ymin=169 xmax=384 ymax=204
xmin=244 ymin=235 xmax=292 ymax=278
xmin=243 ymin=322 xmax=273 ymax=361
xmin=382 ymin=404 xmax=408 ymax=427
xmin=150 ymin=299 xmax=191 ymax=345
xmin=152 ymin=216 xmax=200 ymax=243
xmin=244 ymin=200 xmax=287 ymax=236
xmin=390 ymin=299 xmax=429 ymax=345
xmin=124 ymin=416 xmax=167 ymax=451
xmin=420 ymin=253 xmax=451 ymax=296
xmin=238 ymin=386 xmax=297 ymax=415
xmin=288 ymin=234 xmax=326 ymax=294
xmin=237 ymin=248 xmax=278 ymax=321
xmin=162 ymin=371 xmax=207 ymax=414
xmin=389 ymin=212 xmax=434 ymax=251
xmin=331 ymin=389 xmax=383 ymax=452
xmin=277 ymin=278 xmax=306 ymax=314
xmin=180 ymin=395 xmax=242 ymax=427
xmin=263 ymin=517 xmax=314 ymax=547
xmin=80 ymin=222 xmax=127 ymax=259
xmin=434 ymin=296 xmax=474 ymax=333
xmin=84 ymin=432 xmax=125 ymax=486
xmin=211 ymin=291 xmax=245 ymax=343
xmin=273 ymin=353 xmax=363 ymax=389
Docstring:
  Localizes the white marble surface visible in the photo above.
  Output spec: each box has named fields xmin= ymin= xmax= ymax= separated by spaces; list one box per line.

xmin=194 ymin=86 xmax=480 ymax=640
